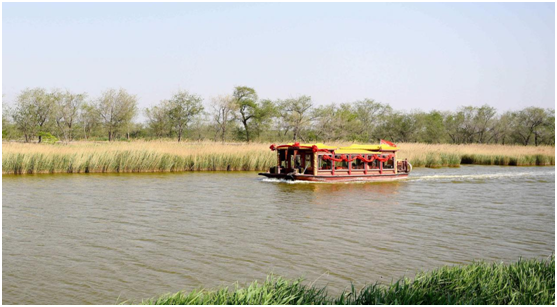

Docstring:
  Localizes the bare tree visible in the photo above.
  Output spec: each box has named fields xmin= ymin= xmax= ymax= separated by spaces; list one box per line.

xmin=211 ymin=95 xmax=236 ymax=143
xmin=95 ymin=88 xmax=138 ymax=141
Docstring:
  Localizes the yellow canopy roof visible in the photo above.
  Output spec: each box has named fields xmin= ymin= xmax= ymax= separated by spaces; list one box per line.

xmin=334 ymin=149 xmax=382 ymax=154
xmin=276 ymin=143 xmax=397 ymax=152
xmin=339 ymin=144 xmax=399 ymax=151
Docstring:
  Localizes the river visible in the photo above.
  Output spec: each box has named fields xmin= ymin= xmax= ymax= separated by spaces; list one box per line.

xmin=2 ymin=165 xmax=555 ymax=304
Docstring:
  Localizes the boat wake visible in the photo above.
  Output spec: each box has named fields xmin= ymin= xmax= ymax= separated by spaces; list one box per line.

xmin=411 ymin=170 xmax=555 ymax=182
xmin=261 ymin=169 xmax=555 ymax=184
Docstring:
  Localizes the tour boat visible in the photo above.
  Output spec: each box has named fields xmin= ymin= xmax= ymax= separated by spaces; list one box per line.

xmin=259 ymin=139 xmax=411 ymax=182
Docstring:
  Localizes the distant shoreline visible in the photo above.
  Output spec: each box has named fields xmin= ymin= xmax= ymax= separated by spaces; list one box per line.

xmin=2 ymin=141 xmax=554 ymax=175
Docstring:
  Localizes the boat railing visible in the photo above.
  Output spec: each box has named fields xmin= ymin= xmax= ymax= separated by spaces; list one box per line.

xmin=397 ymin=159 xmax=410 ymax=173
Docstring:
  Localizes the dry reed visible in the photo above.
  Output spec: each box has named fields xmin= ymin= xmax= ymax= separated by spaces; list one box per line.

xmin=2 ymin=141 xmax=554 ymax=174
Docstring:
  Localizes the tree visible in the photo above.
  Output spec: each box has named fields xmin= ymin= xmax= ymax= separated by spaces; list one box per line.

xmin=233 ymin=86 xmax=258 ymax=142
xmin=512 ymin=107 xmax=552 ymax=146
xmin=95 ymin=88 xmax=138 ymax=141
xmin=379 ymin=111 xmax=420 ymax=143
xmin=312 ymin=104 xmax=337 ymax=142
xmin=352 ymin=99 xmax=392 ymax=142
xmin=2 ymin=103 xmax=18 ymax=140
xmin=211 ymin=95 xmax=236 ymax=142
xmin=79 ymin=102 xmax=100 ymax=140
xmin=474 ymin=105 xmax=497 ymax=144
xmin=145 ymin=100 xmax=172 ymax=138
xmin=278 ymin=95 xmax=313 ymax=141
xmin=12 ymin=88 xmax=53 ymax=142
xmin=536 ymin=109 xmax=555 ymax=146
xmin=52 ymin=89 xmax=86 ymax=143
xmin=417 ymin=111 xmax=447 ymax=144
xmin=166 ymin=90 xmax=204 ymax=142
xmin=313 ymin=103 xmax=359 ymax=141
xmin=251 ymin=99 xmax=276 ymax=141
xmin=490 ymin=111 xmax=514 ymax=145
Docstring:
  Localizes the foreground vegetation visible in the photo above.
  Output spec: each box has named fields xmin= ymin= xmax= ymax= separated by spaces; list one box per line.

xmin=139 ymin=256 xmax=554 ymax=305
xmin=2 ymin=141 xmax=554 ymax=174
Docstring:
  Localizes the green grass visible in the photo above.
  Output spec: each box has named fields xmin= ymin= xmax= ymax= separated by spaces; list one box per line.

xmin=138 ymin=256 xmax=554 ymax=305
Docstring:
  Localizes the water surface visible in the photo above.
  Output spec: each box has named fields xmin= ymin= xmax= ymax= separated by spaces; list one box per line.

xmin=3 ymin=166 xmax=555 ymax=304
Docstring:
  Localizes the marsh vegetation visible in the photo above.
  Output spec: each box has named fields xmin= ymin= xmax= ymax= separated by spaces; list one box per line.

xmin=2 ymin=141 xmax=554 ymax=174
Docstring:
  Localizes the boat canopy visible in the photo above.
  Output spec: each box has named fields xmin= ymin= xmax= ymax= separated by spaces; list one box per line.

xmin=334 ymin=149 xmax=382 ymax=155
xmin=270 ymin=142 xmax=337 ymax=151
xmin=287 ymin=143 xmax=337 ymax=150
xmin=338 ymin=144 xmax=399 ymax=151
xmin=269 ymin=141 xmax=398 ymax=153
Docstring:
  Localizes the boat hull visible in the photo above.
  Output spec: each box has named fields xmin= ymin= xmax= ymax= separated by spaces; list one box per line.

xmin=258 ymin=172 xmax=409 ymax=182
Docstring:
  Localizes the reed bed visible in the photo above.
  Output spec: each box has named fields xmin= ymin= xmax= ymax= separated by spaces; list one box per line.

xmin=2 ymin=141 xmax=554 ymax=174
xmin=139 ymin=256 xmax=554 ymax=305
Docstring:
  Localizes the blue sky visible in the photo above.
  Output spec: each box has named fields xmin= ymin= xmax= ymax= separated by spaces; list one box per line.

xmin=3 ymin=2 xmax=555 ymax=114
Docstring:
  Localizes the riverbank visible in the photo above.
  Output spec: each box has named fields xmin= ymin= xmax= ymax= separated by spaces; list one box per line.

xmin=139 ymin=256 xmax=554 ymax=305
xmin=2 ymin=141 xmax=554 ymax=174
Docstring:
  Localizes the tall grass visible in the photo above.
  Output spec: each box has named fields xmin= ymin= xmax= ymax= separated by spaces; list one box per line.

xmin=139 ymin=256 xmax=554 ymax=305
xmin=2 ymin=141 xmax=554 ymax=174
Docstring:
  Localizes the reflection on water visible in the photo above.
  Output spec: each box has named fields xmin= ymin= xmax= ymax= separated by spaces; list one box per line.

xmin=3 ymin=166 xmax=555 ymax=304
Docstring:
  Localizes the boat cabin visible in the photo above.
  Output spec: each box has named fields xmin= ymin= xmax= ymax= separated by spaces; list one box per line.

xmin=261 ymin=141 xmax=411 ymax=182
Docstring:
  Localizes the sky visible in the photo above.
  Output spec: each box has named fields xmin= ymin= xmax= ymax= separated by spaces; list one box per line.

xmin=2 ymin=2 xmax=555 ymax=116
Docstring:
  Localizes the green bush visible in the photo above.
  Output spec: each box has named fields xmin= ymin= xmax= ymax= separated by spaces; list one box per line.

xmin=37 ymin=132 xmax=58 ymax=144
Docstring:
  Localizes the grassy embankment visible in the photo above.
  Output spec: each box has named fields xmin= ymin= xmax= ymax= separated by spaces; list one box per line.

xmin=2 ymin=141 xmax=554 ymax=174
xmin=140 ymin=257 xmax=554 ymax=305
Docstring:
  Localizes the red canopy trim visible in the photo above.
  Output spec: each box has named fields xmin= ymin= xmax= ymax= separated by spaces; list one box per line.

xmin=322 ymin=154 xmax=393 ymax=163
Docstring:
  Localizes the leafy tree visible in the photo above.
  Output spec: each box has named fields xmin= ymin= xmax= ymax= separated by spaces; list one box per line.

xmin=418 ymin=111 xmax=447 ymax=144
xmin=312 ymin=104 xmax=337 ymax=142
xmin=474 ymin=105 xmax=497 ymax=143
xmin=166 ymin=90 xmax=204 ymax=142
xmin=379 ymin=111 xmax=420 ymax=143
xmin=2 ymin=104 xmax=18 ymax=140
xmin=79 ymin=102 xmax=100 ymax=140
xmin=233 ymin=86 xmax=259 ymax=142
xmin=352 ymin=99 xmax=392 ymax=142
xmin=12 ymin=88 xmax=53 ymax=142
xmin=490 ymin=111 xmax=514 ymax=145
xmin=145 ymin=100 xmax=172 ymax=138
xmin=511 ymin=107 xmax=548 ymax=145
xmin=278 ymin=95 xmax=313 ymax=141
xmin=52 ymin=89 xmax=86 ymax=143
xmin=95 ymin=88 xmax=138 ymax=141
xmin=251 ymin=99 xmax=277 ymax=141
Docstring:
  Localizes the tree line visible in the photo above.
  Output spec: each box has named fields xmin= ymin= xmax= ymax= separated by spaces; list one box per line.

xmin=2 ymin=86 xmax=555 ymax=146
